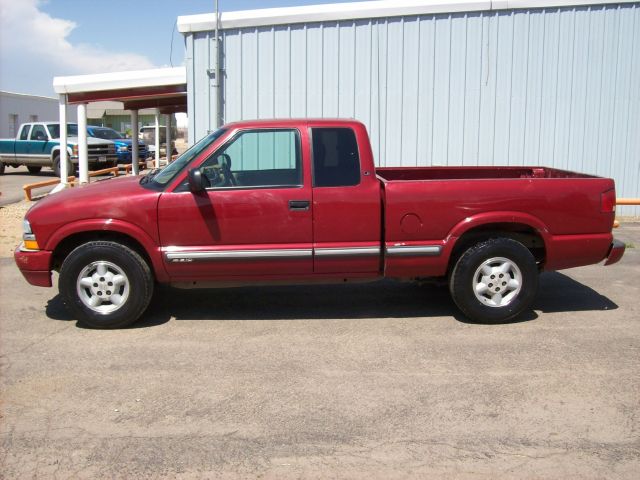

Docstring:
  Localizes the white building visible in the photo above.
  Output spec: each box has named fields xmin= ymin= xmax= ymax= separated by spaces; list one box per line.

xmin=0 ymin=91 xmax=77 ymax=138
xmin=178 ymin=0 xmax=640 ymax=215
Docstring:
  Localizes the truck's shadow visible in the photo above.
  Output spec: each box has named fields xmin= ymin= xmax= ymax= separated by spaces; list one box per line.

xmin=45 ymin=271 xmax=618 ymax=329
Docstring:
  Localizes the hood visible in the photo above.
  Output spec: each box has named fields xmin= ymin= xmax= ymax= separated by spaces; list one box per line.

xmin=66 ymin=136 xmax=114 ymax=146
xmin=26 ymin=176 xmax=162 ymax=249
xmin=113 ymin=138 xmax=145 ymax=146
xmin=30 ymin=176 xmax=150 ymax=213
xmin=113 ymin=139 xmax=132 ymax=147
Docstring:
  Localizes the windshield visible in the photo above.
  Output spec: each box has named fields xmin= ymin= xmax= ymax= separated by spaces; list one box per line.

xmin=90 ymin=127 xmax=123 ymax=140
xmin=145 ymin=129 xmax=227 ymax=188
xmin=47 ymin=123 xmax=79 ymax=138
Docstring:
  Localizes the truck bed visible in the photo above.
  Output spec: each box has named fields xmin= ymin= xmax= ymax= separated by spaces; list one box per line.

xmin=376 ymin=166 xmax=598 ymax=181
xmin=377 ymin=165 xmax=616 ymax=277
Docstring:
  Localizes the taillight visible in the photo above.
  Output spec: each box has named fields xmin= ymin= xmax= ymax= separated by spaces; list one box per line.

xmin=601 ymin=189 xmax=616 ymax=213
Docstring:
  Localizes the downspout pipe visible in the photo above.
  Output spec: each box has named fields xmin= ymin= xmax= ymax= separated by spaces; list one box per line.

xmin=213 ymin=0 xmax=221 ymax=128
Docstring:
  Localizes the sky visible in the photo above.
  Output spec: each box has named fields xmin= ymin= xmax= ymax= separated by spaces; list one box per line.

xmin=0 ymin=0 xmax=363 ymax=97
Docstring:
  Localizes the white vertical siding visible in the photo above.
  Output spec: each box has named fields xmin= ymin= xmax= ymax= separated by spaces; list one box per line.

xmin=186 ymin=3 xmax=640 ymax=215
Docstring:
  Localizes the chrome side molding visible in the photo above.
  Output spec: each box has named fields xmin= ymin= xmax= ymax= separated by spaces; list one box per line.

xmin=164 ymin=245 xmax=440 ymax=262
xmin=386 ymin=245 xmax=442 ymax=256
xmin=314 ymin=247 xmax=380 ymax=257
xmin=165 ymin=248 xmax=312 ymax=262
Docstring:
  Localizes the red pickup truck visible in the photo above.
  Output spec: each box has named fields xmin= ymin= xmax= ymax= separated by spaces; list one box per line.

xmin=15 ymin=119 xmax=625 ymax=329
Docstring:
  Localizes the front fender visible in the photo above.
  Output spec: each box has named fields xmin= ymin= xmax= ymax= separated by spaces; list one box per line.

xmin=43 ymin=219 xmax=169 ymax=282
xmin=50 ymin=145 xmax=73 ymax=161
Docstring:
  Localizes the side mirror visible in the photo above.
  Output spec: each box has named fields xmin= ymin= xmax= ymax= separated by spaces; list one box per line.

xmin=188 ymin=168 xmax=208 ymax=193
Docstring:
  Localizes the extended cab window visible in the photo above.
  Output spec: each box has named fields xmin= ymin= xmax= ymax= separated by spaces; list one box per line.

xmin=19 ymin=125 xmax=30 ymax=140
xmin=312 ymin=127 xmax=360 ymax=187
xmin=30 ymin=125 xmax=48 ymax=141
xmin=201 ymin=129 xmax=301 ymax=188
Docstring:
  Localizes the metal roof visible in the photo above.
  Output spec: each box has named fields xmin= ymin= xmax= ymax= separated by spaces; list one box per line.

xmin=53 ymin=67 xmax=186 ymax=95
xmin=177 ymin=0 xmax=635 ymax=32
xmin=52 ymin=67 xmax=187 ymax=112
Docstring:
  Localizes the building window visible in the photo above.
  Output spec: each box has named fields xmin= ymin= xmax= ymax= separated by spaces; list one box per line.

xmin=8 ymin=114 xmax=18 ymax=137
xmin=29 ymin=114 xmax=38 ymax=122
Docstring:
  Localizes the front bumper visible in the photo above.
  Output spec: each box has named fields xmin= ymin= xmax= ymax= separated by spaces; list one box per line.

xmin=604 ymin=239 xmax=626 ymax=266
xmin=115 ymin=151 xmax=149 ymax=164
xmin=14 ymin=245 xmax=53 ymax=287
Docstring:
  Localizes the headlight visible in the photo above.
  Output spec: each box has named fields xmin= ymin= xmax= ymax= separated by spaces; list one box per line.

xmin=118 ymin=146 xmax=129 ymax=152
xmin=23 ymin=219 xmax=32 ymax=235
xmin=22 ymin=219 xmax=40 ymax=250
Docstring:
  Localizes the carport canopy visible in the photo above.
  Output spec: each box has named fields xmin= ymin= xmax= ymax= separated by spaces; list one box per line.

xmin=52 ymin=67 xmax=187 ymax=184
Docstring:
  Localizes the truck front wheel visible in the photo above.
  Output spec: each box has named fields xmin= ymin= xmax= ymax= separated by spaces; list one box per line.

xmin=52 ymin=154 xmax=73 ymax=178
xmin=59 ymin=241 xmax=154 ymax=329
xmin=449 ymin=238 xmax=538 ymax=323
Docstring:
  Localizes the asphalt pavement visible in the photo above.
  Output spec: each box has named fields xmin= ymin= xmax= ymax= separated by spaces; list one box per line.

xmin=0 ymin=166 xmax=60 ymax=205
xmin=1 ymin=225 xmax=638 ymax=479
xmin=0 ymin=165 xmax=137 ymax=206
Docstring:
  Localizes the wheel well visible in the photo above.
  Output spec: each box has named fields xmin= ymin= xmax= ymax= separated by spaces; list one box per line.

xmin=51 ymin=231 xmax=153 ymax=272
xmin=448 ymin=223 xmax=546 ymax=273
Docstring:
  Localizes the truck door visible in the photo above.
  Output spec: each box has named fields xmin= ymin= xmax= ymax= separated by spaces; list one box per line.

xmin=310 ymin=127 xmax=382 ymax=274
xmin=158 ymin=128 xmax=313 ymax=279
xmin=14 ymin=125 xmax=32 ymax=161
xmin=26 ymin=125 xmax=49 ymax=165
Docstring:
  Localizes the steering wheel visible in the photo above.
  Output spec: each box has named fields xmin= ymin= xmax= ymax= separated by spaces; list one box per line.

xmin=217 ymin=153 xmax=236 ymax=186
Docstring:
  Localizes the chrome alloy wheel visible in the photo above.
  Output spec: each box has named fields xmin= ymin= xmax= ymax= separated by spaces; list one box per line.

xmin=76 ymin=261 xmax=130 ymax=314
xmin=472 ymin=257 xmax=522 ymax=308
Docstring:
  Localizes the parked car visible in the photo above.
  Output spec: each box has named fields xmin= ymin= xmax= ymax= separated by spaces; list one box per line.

xmin=139 ymin=125 xmax=178 ymax=158
xmin=0 ymin=122 xmax=117 ymax=176
xmin=87 ymin=126 xmax=148 ymax=165
xmin=15 ymin=119 xmax=625 ymax=329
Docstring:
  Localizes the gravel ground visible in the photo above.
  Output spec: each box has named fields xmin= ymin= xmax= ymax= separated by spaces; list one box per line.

xmin=0 ymin=201 xmax=30 ymax=258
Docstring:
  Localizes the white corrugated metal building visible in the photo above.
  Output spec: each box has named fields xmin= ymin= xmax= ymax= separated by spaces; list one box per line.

xmin=178 ymin=0 xmax=639 ymax=215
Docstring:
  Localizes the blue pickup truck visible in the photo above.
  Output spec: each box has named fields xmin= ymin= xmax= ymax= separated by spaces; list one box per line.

xmin=0 ymin=122 xmax=117 ymax=176
xmin=87 ymin=126 xmax=148 ymax=165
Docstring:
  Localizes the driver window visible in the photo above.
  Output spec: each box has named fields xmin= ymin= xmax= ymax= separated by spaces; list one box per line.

xmin=201 ymin=129 xmax=301 ymax=188
xmin=30 ymin=125 xmax=48 ymax=141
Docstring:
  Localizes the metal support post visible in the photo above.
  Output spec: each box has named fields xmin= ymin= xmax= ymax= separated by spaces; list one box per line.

xmin=131 ymin=110 xmax=139 ymax=175
xmin=165 ymin=114 xmax=172 ymax=162
xmin=154 ymin=109 xmax=160 ymax=169
xmin=58 ymin=95 xmax=69 ymax=184
xmin=77 ymin=103 xmax=88 ymax=184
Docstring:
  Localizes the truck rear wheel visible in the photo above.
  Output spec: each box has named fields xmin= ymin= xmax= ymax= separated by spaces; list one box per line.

xmin=59 ymin=241 xmax=154 ymax=329
xmin=0 ymin=161 xmax=5 ymax=175
xmin=449 ymin=238 xmax=538 ymax=323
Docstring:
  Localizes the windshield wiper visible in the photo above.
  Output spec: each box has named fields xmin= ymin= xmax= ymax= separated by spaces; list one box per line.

xmin=139 ymin=168 xmax=161 ymax=185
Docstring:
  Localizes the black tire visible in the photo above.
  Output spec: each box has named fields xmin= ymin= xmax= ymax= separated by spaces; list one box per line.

xmin=0 ymin=161 xmax=5 ymax=175
xmin=52 ymin=154 xmax=73 ymax=177
xmin=59 ymin=241 xmax=154 ymax=329
xmin=449 ymin=238 xmax=538 ymax=323
xmin=27 ymin=166 xmax=42 ymax=174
